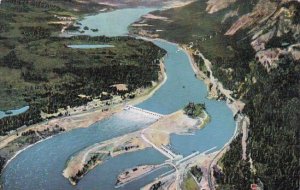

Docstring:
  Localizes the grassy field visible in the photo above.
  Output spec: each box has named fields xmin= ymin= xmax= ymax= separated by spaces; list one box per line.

xmin=183 ymin=173 xmax=198 ymax=190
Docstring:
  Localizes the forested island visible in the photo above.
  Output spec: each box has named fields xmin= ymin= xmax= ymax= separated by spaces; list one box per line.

xmin=0 ymin=0 xmax=299 ymax=189
xmin=184 ymin=102 xmax=206 ymax=119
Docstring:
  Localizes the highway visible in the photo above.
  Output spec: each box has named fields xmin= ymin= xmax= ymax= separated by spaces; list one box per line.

xmin=207 ymin=115 xmax=244 ymax=190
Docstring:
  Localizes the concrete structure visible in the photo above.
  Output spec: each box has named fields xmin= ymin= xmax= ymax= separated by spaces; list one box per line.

xmin=124 ymin=105 xmax=164 ymax=119
xmin=161 ymin=145 xmax=183 ymax=160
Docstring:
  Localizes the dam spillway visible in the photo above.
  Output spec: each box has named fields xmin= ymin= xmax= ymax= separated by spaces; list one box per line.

xmin=124 ymin=105 xmax=164 ymax=119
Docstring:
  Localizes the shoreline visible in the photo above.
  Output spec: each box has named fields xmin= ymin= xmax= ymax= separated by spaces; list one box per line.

xmin=1 ymin=5 xmax=251 ymax=190
xmin=0 ymin=58 xmax=168 ymax=173
xmin=3 ymin=135 xmax=54 ymax=169
xmin=134 ymin=34 xmax=243 ymax=150
xmin=62 ymin=130 xmax=151 ymax=184
xmin=181 ymin=44 xmax=250 ymax=190
xmin=135 ymin=33 xmax=248 ymax=190
xmin=62 ymin=109 xmax=208 ymax=185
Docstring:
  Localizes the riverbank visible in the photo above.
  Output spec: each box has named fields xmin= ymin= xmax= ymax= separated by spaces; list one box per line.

xmin=0 ymin=59 xmax=167 ymax=173
xmin=134 ymin=36 xmax=248 ymax=190
xmin=62 ymin=109 xmax=208 ymax=185
xmin=144 ymin=110 xmax=208 ymax=147
xmin=116 ymin=165 xmax=157 ymax=187
xmin=180 ymin=45 xmax=250 ymax=190
xmin=183 ymin=46 xmax=246 ymax=114
xmin=62 ymin=130 xmax=150 ymax=185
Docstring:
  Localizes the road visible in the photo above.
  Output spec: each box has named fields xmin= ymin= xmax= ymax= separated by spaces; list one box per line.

xmin=141 ymin=128 xmax=177 ymax=160
xmin=207 ymin=115 xmax=244 ymax=190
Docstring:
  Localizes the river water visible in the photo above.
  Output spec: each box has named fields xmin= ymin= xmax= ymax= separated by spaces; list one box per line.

xmin=0 ymin=106 xmax=29 ymax=120
xmin=2 ymin=7 xmax=235 ymax=190
xmin=68 ymin=8 xmax=156 ymax=37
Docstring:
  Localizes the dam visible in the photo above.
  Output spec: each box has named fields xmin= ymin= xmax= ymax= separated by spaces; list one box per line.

xmin=124 ymin=105 xmax=164 ymax=119
xmin=2 ymin=7 xmax=236 ymax=190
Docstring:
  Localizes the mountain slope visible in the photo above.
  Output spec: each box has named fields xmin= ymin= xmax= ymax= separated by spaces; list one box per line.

xmin=130 ymin=0 xmax=300 ymax=189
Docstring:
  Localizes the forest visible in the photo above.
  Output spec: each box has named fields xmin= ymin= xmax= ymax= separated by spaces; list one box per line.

xmin=217 ymin=54 xmax=300 ymax=190
xmin=130 ymin=0 xmax=300 ymax=189
xmin=0 ymin=1 xmax=166 ymax=136
xmin=184 ymin=102 xmax=206 ymax=118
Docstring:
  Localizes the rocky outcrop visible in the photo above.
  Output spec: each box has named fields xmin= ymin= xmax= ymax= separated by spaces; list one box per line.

xmin=221 ymin=0 xmax=300 ymax=71
xmin=93 ymin=0 xmax=195 ymax=8
xmin=206 ymin=0 xmax=237 ymax=14
xmin=225 ymin=0 xmax=278 ymax=36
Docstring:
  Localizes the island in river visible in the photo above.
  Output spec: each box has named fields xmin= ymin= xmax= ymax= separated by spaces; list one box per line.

xmin=131 ymin=0 xmax=300 ymax=189
xmin=62 ymin=109 xmax=209 ymax=185
xmin=1 ymin=1 xmax=248 ymax=190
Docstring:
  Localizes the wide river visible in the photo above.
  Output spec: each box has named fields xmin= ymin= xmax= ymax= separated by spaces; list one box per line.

xmin=2 ymin=7 xmax=236 ymax=190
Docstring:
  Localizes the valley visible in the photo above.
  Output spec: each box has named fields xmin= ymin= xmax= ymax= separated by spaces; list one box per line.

xmin=0 ymin=1 xmax=299 ymax=190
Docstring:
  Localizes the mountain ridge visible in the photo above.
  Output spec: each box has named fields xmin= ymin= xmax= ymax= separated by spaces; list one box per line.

xmin=129 ymin=0 xmax=300 ymax=189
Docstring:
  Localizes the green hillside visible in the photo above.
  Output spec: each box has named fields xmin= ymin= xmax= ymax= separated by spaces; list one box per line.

xmin=130 ymin=0 xmax=300 ymax=189
xmin=0 ymin=1 xmax=166 ymax=135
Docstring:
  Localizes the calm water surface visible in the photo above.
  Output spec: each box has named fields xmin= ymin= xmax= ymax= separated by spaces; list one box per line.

xmin=67 ymin=44 xmax=114 ymax=49
xmin=138 ymin=41 xmax=236 ymax=156
xmin=69 ymin=8 xmax=156 ymax=37
xmin=0 ymin=106 xmax=29 ymax=119
xmin=2 ymin=7 xmax=235 ymax=190
xmin=3 ymin=113 xmax=165 ymax=190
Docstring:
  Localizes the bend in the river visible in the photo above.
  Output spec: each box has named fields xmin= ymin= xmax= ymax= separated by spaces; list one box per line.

xmin=2 ymin=7 xmax=236 ymax=190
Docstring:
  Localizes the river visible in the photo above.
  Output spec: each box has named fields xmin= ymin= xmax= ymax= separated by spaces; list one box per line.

xmin=0 ymin=106 xmax=29 ymax=120
xmin=2 ymin=7 xmax=236 ymax=190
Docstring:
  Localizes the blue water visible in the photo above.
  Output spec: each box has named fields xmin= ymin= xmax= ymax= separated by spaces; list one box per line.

xmin=70 ymin=8 xmax=156 ymax=37
xmin=137 ymin=41 xmax=236 ymax=156
xmin=0 ymin=106 xmax=29 ymax=119
xmin=2 ymin=7 xmax=236 ymax=190
xmin=137 ymin=42 xmax=207 ymax=114
xmin=78 ymin=150 xmax=171 ymax=190
xmin=2 ymin=114 xmax=165 ymax=190
xmin=67 ymin=44 xmax=114 ymax=49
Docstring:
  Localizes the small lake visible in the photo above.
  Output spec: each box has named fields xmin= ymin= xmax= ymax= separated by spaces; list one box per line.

xmin=0 ymin=106 xmax=29 ymax=119
xmin=67 ymin=44 xmax=114 ymax=49
xmin=2 ymin=7 xmax=236 ymax=190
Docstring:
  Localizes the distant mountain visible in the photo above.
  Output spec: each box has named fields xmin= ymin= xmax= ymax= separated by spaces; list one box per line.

xmin=130 ymin=0 xmax=300 ymax=189
xmin=223 ymin=0 xmax=300 ymax=71
xmin=91 ymin=0 xmax=195 ymax=8
xmin=1 ymin=0 xmax=112 ymax=13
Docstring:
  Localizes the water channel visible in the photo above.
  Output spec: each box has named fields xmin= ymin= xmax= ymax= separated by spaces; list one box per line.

xmin=2 ymin=7 xmax=235 ymax=190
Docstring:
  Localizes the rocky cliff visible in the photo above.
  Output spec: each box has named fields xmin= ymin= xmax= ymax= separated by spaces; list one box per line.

xmin=130 ymin=1 xmax=300 ymax=189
